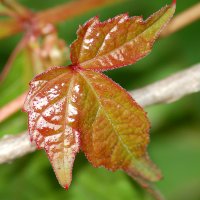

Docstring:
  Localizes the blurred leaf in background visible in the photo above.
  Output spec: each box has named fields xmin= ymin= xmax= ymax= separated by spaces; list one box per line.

xmin=0 ymin=0 xmax=200 ymax=200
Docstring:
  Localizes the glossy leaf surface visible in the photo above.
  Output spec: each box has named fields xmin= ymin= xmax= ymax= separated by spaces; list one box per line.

xmin=71 ymin=3 xmax=175 ymax=71
xmin=76 ymin=70 xmax=161 ymax=182
xmin=24 ymin=67 xmax=161 ymax=189
xmin=24 ymin=68 xmax=80 ymax=189
xmin=23 ymin=1 xmax=175 ymax=194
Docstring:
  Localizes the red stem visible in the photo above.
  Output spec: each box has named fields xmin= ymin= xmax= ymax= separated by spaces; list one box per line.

xmin=0 ymin=0 xmax=119 ymax=39
xmin=0 ymin=92 xmax=27 ymax=123
xmin=0 ymin=34 xmax=30 ymax=82
xmin=36 ymin=0 xmax=120 ymax=25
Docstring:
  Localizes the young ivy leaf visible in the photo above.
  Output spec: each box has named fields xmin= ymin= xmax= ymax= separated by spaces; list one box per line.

xmin=23 ymin=2 xmax=175 ymax=192
xmin=70 ymin=3 xmax=175 ymax=71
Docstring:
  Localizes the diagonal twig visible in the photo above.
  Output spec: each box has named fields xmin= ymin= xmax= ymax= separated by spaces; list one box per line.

xmin=0 ymin=92 xmax=27 ymax=123
xmin=0 ymin=132 xmax=35 ymax=164
xmin=0 ymin=34 xmax=30 ymax=82
xmin=36 ymin=0 xmax=122 ymax=25
xmin=132 ymin=63 xmax=200 ymax=107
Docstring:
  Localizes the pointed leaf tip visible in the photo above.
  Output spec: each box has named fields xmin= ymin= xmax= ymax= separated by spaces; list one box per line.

xmin=172 ymin=0 xmax=176 ymax=5
xmin=77 ymin=70 xmax=161 ymax=184
xmin=70 ymin=4 xmax=176 ymax=71
xmin=23 ymin=67 xmax=80 ymax=190
xmin=65 ymin=185 xmax=69 ymax=190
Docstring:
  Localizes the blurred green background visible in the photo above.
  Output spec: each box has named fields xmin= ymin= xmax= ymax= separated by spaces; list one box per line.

xmin=0 ymin=0 xmax=200 ymax=200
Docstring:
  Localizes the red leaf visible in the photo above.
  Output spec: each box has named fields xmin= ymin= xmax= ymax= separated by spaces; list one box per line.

xmin=23 ymin=2 xmax=176 ymax=195
xmin=24 ymin=66 xmax=161 ymax=189
xmin=70 ymin=3 xmax=175 ymax=71
xmin=76 ymin=70 xmax=161 ymax=182
xmin=23 ymin=67 xmax=80 ymax=188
